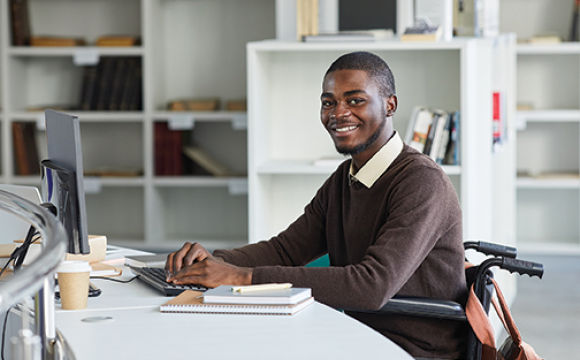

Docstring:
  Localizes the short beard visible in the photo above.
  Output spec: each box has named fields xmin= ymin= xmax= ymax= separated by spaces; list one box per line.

xmin=335 ymin=109 xmax=387 ymax=156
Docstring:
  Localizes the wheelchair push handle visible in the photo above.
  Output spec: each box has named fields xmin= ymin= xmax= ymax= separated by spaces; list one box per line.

xmin=464 ymin=240 xmax=517 ymax=259
xmin=501 ymin=258 xmax=544 ymax=279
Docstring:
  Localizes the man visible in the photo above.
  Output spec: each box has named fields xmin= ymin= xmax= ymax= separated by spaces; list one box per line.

xmin=166 ymin=51 xmax=467 ymax=358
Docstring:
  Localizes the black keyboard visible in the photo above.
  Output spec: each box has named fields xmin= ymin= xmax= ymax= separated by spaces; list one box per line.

xmin=130 ymin=266 xmax=207 ymax=296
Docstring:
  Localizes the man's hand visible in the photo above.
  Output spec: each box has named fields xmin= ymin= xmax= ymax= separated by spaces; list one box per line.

xmin=165 ymin=242 xmax=253 ymax=288
xmin=166 ymin=242 xmax=211 ymax=277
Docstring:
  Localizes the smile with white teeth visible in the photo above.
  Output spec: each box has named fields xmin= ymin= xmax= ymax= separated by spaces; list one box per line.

xmin=336 ymin=125 xmax=358 ymax=132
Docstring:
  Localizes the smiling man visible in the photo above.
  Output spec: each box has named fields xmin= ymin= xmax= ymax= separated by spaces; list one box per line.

xmin=166 ymin=52 xmax=467 ymax=358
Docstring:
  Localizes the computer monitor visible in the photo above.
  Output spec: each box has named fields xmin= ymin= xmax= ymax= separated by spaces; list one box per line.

xmin=41 ymin=109 xmax=90 ymax=255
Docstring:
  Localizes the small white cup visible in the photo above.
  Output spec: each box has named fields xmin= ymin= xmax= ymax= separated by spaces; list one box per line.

xmin=56 ymin=260 xmax=92 ymax=310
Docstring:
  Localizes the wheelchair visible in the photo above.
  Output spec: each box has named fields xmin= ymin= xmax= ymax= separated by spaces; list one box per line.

xmin=357 ymin=241 xmax=544 ymax=360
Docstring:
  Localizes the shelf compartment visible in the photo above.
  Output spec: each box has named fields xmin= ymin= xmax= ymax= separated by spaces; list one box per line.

xmin=6 ymin=56 xmax=143 ymax=112
xmin=150 ymin=0 xmax=275 ymax=113
xmin=78 ymin=122 xmax=145 ymax=180
xmin=516 ymin=53 xmax=580 ymax=110
xmin=251 ymin=173 xmax=329 ymax=242
xmin=25 ymin=0 xmax=141 ymax=47
xmin=517 ymin=122 xmax=580 ymax=178
xmin=152 ymin=186 xmax=248 ymax=245
xmin=154 ymin=121 xmax=246 ymax=177
xmin=500 ymin=0 xmax=573 ymax=43
xmin=85 ymin=186 xmax=145 ymax=242
xmin=517 ymin=188 xmax=580 ymax=245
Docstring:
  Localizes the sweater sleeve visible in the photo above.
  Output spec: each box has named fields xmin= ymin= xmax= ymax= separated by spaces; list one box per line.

xmin=216 ymin=162 xmax=463 ymax=312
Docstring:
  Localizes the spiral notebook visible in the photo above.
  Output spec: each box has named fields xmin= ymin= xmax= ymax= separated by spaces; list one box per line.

xmin=160 ymin=290 xmax=314 ymax=315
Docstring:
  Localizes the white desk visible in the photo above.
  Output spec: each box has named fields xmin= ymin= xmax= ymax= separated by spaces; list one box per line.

xmin=53 ymin=249 xmax=414 ymax=360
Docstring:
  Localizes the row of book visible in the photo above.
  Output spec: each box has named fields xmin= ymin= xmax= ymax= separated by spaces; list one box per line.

xmin=154 ymin=123 xmax=232 ymax=177
xmin=78 ymin=57 xmax=142 ymax=111
xmin=404 ymin=107 xmax=460 ymax=166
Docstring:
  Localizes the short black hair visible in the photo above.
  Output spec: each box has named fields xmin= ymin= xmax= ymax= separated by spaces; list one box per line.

xmin=324 ymin=51 xmax=396 ymax=97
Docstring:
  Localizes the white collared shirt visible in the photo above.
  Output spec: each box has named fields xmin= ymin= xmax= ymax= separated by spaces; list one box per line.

xmin=349 ymin=131 xmax=404 ymax=188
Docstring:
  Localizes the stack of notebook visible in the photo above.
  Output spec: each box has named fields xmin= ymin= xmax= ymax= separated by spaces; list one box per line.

xmin=160 ymin=284 xmax=314 ymax=315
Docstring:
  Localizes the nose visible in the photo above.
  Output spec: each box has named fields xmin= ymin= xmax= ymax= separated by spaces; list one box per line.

xmin=332 ymin=101 xmax=352 ymax=120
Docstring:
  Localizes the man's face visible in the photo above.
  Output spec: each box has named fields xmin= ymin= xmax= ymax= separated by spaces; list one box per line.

xmin=321 ymin=69 xmax=389 ymax=156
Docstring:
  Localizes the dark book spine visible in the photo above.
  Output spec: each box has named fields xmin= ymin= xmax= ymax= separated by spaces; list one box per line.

xmin=78 ymin=66 xmax=98 ymax=111
xmin=10 ymin=0 xmax=31 ymax=46
xmin=571 ymin=0 xmax=580 ymax=41
xmin=95 ymin=57 xmax=117 ymax=111
xmin=166 ymin=128 xmax=183 ymax=176
xmin=181 ymin=130 xmax=195 ymax=175
xmin=12 ymin=122 xmax=27 ymax=175
xmin=130 ymin=59 xmax=143 ymax=111
xmin=443 ymin=111 xmax=460 ymax=165
xmin=155 ymin=122 xmax=167 ymax=176
xmin=108 ymin=57 xmax=128 ymax=111
xmin=22 ymin=123 xmax=40 ymax=176
xmin=422 ymin=113 xmax=439 ymax=156
xmin=119 ymin=58 xmax=137 ymax=111
xmin=120 ymin=58 xmax=142 ymax=111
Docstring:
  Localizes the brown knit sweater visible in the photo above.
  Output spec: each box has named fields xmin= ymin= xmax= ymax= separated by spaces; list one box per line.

xmin=213 ymin=145 xmax=467 ymax=358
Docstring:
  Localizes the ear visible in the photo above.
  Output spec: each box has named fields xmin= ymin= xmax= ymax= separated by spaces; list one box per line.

xmin=386 ymin=95 xmax=398 ymax=117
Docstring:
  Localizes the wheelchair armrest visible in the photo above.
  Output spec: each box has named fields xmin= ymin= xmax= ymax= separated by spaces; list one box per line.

xmin=374 ymin=296 xmax=467 ymax=321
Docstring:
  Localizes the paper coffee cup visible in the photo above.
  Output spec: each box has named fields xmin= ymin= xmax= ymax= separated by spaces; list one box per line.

xmin=57 ymin=260 xmax=91 ymax=310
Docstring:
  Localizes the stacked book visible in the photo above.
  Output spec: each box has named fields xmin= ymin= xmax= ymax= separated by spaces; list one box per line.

xmin=405 ymin=106 xmax=460 ymax=166
xmin=161 ymin=284 xmax=314 ymax=315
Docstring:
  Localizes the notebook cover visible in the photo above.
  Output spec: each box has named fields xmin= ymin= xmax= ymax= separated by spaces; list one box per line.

xmin=202 ymin=285 xmax=312 ymax=305
xmin=160 ymin=290 xmax=314 ymax=315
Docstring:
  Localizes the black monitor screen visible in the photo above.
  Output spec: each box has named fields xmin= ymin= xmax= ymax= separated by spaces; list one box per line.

xmin=42 ymin=109 xmax=90 ymax=255
xmin=339 ymin=0 xmax=397 ymax=32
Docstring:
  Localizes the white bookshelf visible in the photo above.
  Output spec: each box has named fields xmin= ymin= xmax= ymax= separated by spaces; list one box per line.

xmin=246 ymin=37 xmax=517 ymax=255
xmin=0 ymin=0 xmax=275 ymax=250
xmin=501 ymin=0 xmax=580 ymax=252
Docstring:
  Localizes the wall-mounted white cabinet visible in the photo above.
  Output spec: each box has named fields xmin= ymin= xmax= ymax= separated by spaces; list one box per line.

xmin=0 ymin=0 xmax=275 ymax=250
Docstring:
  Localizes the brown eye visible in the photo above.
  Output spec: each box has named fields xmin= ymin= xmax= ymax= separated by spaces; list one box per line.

xmin=348 ymin=98 xmax=364 ymax=105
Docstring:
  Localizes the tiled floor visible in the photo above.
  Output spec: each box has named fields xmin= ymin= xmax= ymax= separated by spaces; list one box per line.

xmin=509 ymin=253 xmax=580 ymax=359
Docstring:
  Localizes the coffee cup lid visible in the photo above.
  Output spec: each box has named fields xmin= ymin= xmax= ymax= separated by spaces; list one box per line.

xmin=56 ymin=260 xmax=92 ymax=273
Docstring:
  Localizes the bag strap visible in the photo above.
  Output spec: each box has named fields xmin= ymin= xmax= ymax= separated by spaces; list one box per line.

xmin=467 ymin=278 xmax=544 ymax=360
xmin=490 ymin=279 xmax=522 ymax=344
xmin=466 ymin=284 xmax=497 ymax=360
